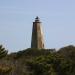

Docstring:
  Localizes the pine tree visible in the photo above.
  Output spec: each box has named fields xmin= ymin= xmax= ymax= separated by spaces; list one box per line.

xmin=0 ymin=45 xmax=8 ymax=58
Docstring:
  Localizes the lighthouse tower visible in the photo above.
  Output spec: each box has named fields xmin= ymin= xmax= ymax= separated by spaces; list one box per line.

xmin=31 ymin=17 xmax=45 ymax=49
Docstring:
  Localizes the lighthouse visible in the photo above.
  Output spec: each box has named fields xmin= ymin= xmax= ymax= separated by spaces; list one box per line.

xmin=31 ymin=17 xmax=45 ymax=49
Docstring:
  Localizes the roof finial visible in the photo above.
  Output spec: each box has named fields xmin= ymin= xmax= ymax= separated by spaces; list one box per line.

xmin=35 ymin=16 xmax=40 ymax=22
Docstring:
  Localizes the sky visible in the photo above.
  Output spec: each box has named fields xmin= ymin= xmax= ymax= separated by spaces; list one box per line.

xmin=0 ymin=0 xmax=75 ymax=53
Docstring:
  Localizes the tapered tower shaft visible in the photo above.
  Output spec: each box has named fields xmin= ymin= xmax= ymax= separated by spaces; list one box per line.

xmin=31 ymin=17 xmax=44 ymax=49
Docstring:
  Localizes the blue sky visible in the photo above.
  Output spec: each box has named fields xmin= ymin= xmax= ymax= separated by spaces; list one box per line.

xmin=0 ymin=0 xmax=75 ymax=53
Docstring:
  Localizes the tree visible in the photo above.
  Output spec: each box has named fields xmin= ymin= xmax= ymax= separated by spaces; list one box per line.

xmin=0 ymin=45 xmax=8 ymax=58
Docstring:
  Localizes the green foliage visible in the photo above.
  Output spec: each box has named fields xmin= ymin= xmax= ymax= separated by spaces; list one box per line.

xmin=26 ymin=46 xmax=75 ymax=75
xmin=0 ymin=45 xmax=8 ymax=58
xmin=0 ymin=45 xmax=75 ymax=75
xmin=16 ymin=48 xmax=53 ymax=59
